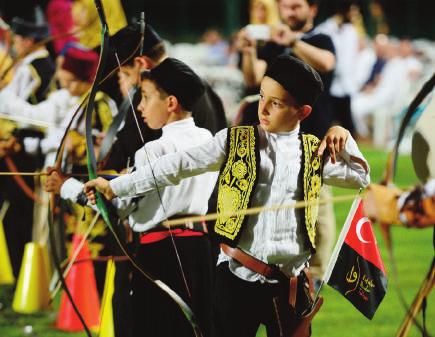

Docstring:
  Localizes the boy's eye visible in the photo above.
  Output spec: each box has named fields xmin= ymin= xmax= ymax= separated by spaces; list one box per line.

xmin=272 ymin=101 xmax=282 ymax=108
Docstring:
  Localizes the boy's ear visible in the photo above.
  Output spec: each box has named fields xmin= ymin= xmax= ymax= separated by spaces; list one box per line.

xmin=167 ymin=95 xmax=180 ymax=112
xmin=134 ymin=56 xmax=153 ymax=70
xmin=298 ymin=105 xmax=312 ymax=121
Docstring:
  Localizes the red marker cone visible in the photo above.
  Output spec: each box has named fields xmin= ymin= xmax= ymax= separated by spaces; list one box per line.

xmin=55 ymin=234 xmax=100 ymax=331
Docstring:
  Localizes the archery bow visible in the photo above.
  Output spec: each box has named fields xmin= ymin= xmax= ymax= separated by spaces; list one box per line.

xmin=377 ymin=73 xmax=435 ymax=336
xmin=84 ymin=3 xmax=203 ymax=336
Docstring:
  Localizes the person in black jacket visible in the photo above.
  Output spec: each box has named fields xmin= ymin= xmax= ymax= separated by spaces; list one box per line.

xmin=102 ymin=23 xmax=228 ymax=172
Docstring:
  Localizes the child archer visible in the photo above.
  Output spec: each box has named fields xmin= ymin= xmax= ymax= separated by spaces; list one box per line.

xmin=84 ymin=54 xmax=370 ymax=337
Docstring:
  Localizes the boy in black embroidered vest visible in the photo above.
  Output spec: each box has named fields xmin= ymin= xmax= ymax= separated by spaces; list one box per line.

xmin=84 ymin=55 xmax=370 ymax=337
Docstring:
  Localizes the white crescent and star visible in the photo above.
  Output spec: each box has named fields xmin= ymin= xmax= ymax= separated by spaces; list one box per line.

xmin=355 ymin=217 xmax=371 ymax=243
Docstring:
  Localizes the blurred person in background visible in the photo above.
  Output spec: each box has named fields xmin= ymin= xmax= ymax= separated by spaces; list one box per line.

xmin=45 ymin=0 xmax=77 ymax=54
xmin=317 ymin=0 xmax=359 ymax=136
xmin=1 ymin=17 xmax=54 ymax=100
xmin=201 ymin=28 xmax=230 ymax=66
xmin=398 ymin=37 xmax=423 ymax=82
xmin=249 ymin=0 xmax=281 ymax=25
xmin=353 ymin=37 xmax=377 ymax=92
xmin=359 ymin=33 xmax=389 ymax=93
xmin=352 ymin=35 xmax=409 ymax=142
xmin=0 ymin=46 xmax=116 ymax=168
xmin=0 ymin=16 xmax=55 ymax=281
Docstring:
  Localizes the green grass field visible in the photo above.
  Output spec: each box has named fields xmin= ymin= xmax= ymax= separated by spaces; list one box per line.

xmin=0 ymin=146 xmax=433 ymax=337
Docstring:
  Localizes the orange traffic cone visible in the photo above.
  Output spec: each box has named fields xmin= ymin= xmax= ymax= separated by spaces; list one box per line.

xmin=12 ymin=243 xmax=50 ymax=313
xmin=55 ymin=234 xmax=100 ymax=332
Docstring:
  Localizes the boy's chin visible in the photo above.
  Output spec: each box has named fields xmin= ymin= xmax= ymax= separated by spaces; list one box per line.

xmin=260 ymin=124 xmax=278 ymax=133
xmin=260 ymin=124 xmax=297 ymax=133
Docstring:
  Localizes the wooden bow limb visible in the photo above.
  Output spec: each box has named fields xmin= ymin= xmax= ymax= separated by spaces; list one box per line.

xmin=373 ymin=73 xmax=435 ymax=336
xmin=163 ymin=193 xmax=359 ymax=228
xmin=396 ymin=258 xmax=435 ymax=337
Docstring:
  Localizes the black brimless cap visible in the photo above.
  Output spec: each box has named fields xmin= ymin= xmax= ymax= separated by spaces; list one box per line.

xmin=11 ymin=17 xmax=49 ymax=40
xmin=265 ymin=54 xmax=324 ymax=106
xmin=149 ymin=57 xmax=205 ymax=111
xmin=110 ymin=23 xmax=162 ymax=62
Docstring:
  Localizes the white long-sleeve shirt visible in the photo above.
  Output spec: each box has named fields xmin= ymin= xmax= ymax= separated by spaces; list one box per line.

xmin=110 ymin=125 xmax=370 ymax=281
xmin=61 ymin=117 xmax=219 ymax=232
xmin=0 ymin=88 xmax=118 ymax=166
xmin=317 ymin=18 xmax=359 ymax=97
xmin=0 ymin=88 xmax=79 ymax=166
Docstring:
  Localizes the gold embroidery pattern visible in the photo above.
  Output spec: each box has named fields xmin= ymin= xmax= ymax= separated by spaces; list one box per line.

xmin=302 ymin=134 xmax=323 ymax=249
xmin=215 ymin=127 xmax=257 ymax=240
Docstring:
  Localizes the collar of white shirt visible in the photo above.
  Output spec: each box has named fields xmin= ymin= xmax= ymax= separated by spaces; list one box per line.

xmin=161 ymin=117 xmax=195 ymax=136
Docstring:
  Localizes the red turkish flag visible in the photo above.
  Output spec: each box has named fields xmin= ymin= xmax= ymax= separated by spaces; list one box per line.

xmin=326 ymin=198 xmax=388 ymax=319
xmin=344 ymin=200 xmax=386 ymax=274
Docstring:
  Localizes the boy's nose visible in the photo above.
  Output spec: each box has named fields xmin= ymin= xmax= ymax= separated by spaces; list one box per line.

xmin=259 ymin=102 xmax=269 ymax=115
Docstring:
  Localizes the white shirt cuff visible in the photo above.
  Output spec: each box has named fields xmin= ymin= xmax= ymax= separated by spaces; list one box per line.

xmin=23 ymin=137 xmax=40 ymax=155
xmin=60 ymin=178 xmax=84 ymax=203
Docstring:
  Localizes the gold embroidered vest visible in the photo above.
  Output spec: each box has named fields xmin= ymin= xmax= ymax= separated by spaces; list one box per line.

xmin=214 ymin=126 xmax=322 ymax=250
xmin=300 ymin=133 xmax=323 ymax=250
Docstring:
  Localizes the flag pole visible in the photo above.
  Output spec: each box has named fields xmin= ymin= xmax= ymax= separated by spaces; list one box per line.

xmin=312 ymin=194 xmax=362 ymax=305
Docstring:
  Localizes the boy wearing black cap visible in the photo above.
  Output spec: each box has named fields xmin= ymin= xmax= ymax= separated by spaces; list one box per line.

xmin=85 ymin=55 xmax=370 ymax=337
xmin=1 ymin=17 xmax=55 ymax=103
xmin=101 ymin=24 xmax=167 ymax=172
xmin=57 ymin=57 xmax=217 ymax=337
xmin=103 ymin=23 xmax=227 ymax=173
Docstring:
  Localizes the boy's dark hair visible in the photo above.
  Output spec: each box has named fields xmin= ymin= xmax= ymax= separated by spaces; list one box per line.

xmin=277 ymin=0 xmax=320 ymax=6
xmin=110 ymin=24 xmax=165 ymax=66
xmin=265 ymin=54 xmax=323 ymax=106
xmin=144 ymin=42 xmax=166 ymax=63
xmin=140 ymin=70 xmax=169 ymax=100
xmin=11 ymin=17 xmax=49 ymax=43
